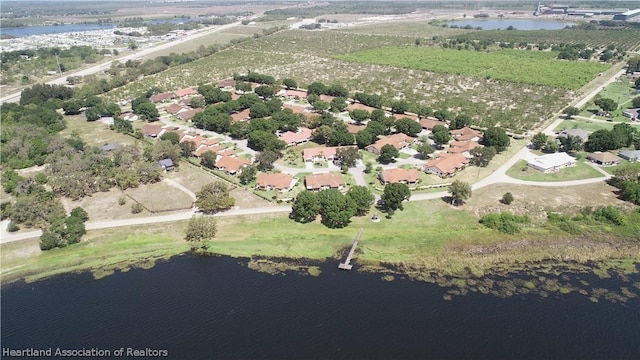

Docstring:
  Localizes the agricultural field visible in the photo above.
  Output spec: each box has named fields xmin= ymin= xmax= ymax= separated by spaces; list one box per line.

xmin=453 ymin=28 xmax=640 ymax=52
xmin=337 ymin=21 xmax=469 ymax=38
xmin=335 ymin=46 xmax=610 ymax=89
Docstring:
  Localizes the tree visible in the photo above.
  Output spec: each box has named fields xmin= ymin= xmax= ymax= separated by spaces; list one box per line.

xmin=558 ymin=135 xmax=583 ymax=153
xmin=378 ymin=144 xmax=399 ymax=164
xmin=327 ymin=84 xmax=348 ymax=97
xmin=160 ymin=131 xmax=180 ymax=145
xmin=136 ymin=102 xmax=159 ymax=121
xmin=611 ymin=123 xmax=635 ymax=148
xmin=564 ymin=106 xmax=580 ymax=119
xmin=63 ymin=100 xmax=82 ymax=115
xmin=432 ymin=125 xmax=451 ymax=147
xmin=391 ymin=100 xmax=409 ymax=114
xmin=256 ymin=150 xmax=279 ymax=171
xmin=346 ymin=186 xmax=374 ymax=216
xmin=85 ymin=107 xmax=100 ymax=121
xmin=180 ymin=141 xmax=197 ymax=157
xmin=185 ymin=215 xmax=217 ymax=243
xmin=195 ymin=182 xmax=235 ymax=213
xmin=247 ymin=130 xmax=285 ymax=152
xmin=330 ymin=97 xmax=347 ymax=113
xmin=312 ymin=100 xmax=330 ymax=113
xmin=200 ymin=151 xmax=217 ymax=169
xmin=249 ymin=103 xmax=270 ymax=119
xmin=307 ymin=82 xmax=327 ymax=96
xmin=254 ymin=85 xmax=275 ymax=99
xmin=189 ymin=96 xmax=206 ymax=109
xmin=635 ymin=77 xmax=640 ymax=89
xmin=317 ymin=189 xmax=356 ymax=228
xmin=482 ymin=127 xmax=510 ymax=152
xmin=416 ymin=140 xmax=434 ymax=159
xmin=594 ymin=97 xmax=617 ymax=112
xmin=290 ymin=190 xmax=320 ymax=223
xmin=542 ymin=139 xmax=559 ymax=153
xmin=365 ymin=121 xmax=385 ymax=137
xmin=355 ymin=130 xmax=375 ymax=149
xmin=380 ymin=183 xmax=410 ymax=215
xmin=470 ymin=146 xmax=496 ymax=167
xmin=531 ymin=132 xmax=548 ymax=150
xmin=282 ymin=78 xmax=297 ymax=89
xmin=70 ymin=207 xmax=89 ymax=221
xmin=394 ymin=118 xmax=422 ymax=137
xmin=584 ymin=129 xmax=617 ymax=152
xmin=238 ymin=165 xmax=257 ymax=185
xmin=501 ymin=192 xmax=514 ymax=205
xmin=151 ymin=140 xmax=181 ymax=165
xmin=349 ymin=109 xmax=370 ymax=124
xmin=449 ymin=180 xmax=472 ymax=205
xmin=336 ymin=147 xmax=360 ymax=168
xmin=450 ymin=114 xmax=471 ymax=130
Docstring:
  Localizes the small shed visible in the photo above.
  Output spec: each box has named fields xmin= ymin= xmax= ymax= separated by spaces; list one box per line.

xmin=101 ymin=143 xmax=119 ymax=152
xmin=158 ymin=158 xmax=175 ymax=171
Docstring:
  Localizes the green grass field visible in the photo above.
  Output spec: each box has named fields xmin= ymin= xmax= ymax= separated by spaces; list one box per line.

xmin=506 ymin=159 xmax=604 ymax=182
xmin=554 ymin=119 xmax=615 ymax=133
xmin=335 ymin=46 xmax=609 ymax=89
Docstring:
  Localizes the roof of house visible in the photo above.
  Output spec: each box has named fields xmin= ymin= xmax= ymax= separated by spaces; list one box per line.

xmin=158 ymin=158 xmax=174 ymax=168
xmin=303 ymin=146 xmax=356 ymax=160
xmin=150 ymin=92 xmax=175 ymax=103
xmin=279 ymin=127 xmax=313 ymax=144
xmin=285 ymin=89 xmax=308 ymax=98
xmin=305 ymin=173 xmax=345 ymax=189
xmin=588 ymin=152 xmax=622 ymax=163
xmin=178 ymin=108 xmax=204 ymax=121
xmin=558 ymin=128 xmax=589 ymax=140
xmin=173 ymin=87 xmax=198 ymax=98
xmin=230 ymin=109 xmax=251 ymax=122
xmin=448 ymin=140 xmax=482 ymax=154
xmin=419 ymin=117 xmax=447 ymax=130
xmin=142 ymin=124 xmax=163 ymax=136
xmin=180 ymin=134 xmax=206 ymax=144
xmin=450 ymin=127 xmax=483 ymax=141
xmin=194 ymin=144 xmax=227 ymax=157
xmin=367 ymin=133 xmax=415 ymax=152
xmin=215 ymin=156 xmax=250 ymax=173
xmin=619 ymin=149 xmax=640 ymax=159
xmin=283 ymin=104 xmax=309 ymax=114
xmin=623 ymin=108 xmax=640 ymax=116
xmin=319 ymin=95 xmax=335 ymax=103
xmin=392 ymin=113 xmax=419 ymax=121
xmin=528 ymin=152 xmax=576 ymax=170
xmin=346 ymin=102 xmax=377 ymax=113
xmin=425 ymin=153 xmax=469 ymax=174
xmin=379 ymin=168 xmax=420 ymax=184
xmin=256 ymin=173 xmax=294 ymax=190
xmin=347 ymin=123 xmax=367 ymax=134
xmin=165 ymin=103 xmax=187 ymax=115
xmin=218 ymin=80 xmax=236 ymax=88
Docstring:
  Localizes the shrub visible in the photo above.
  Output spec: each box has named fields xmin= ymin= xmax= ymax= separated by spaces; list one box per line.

xmin=118 ymin=195 xmax=127 ymax=206
xmin=593 ymin=206 xmax=627 ymax=226
xmin=7 ymin=221 xmax=20 ymax=232
xmin=501 ymin=192 xmax=514 ymax=205
xmin=131 ymin=203 xmax=144 ymax=214
xmin=480 ymin=212 xmax=530 ymax=234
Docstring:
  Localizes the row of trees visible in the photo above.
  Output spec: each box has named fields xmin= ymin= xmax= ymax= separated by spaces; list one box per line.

xmin=290 ymin=186 xmax=374 ymax=228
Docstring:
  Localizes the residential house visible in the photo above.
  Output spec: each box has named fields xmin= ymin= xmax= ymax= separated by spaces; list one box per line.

xmin=527 ymin=152 xmax=576 ymax=172
xmin=618 ymin=150 xmax=640 ymax=161
xmin=448 ymin=141 xmax=482 ymax=158
xmin=423 ymin=153 xmax=470 ymax=177
xmin=193 ymin=144 xmax=227 ymax=158
xmin=178 ymin=108 xmax=204 ymax=122
xmin=347 ymin=123 xmax=366 ymax=134
xmin=180 ymin=133 xmax=206 ymax=145
xmin=230 ymin=109 xmax=251 ymax=123
xmin=587 ymin=152 xmax=622 ymax=166
xmin=98 ymin=116 xmax=115 ymax=125
xmin=392 ymin=113 xmax=419 ymax=121
xmin=279 ymin=127 xmax=313 ymax=147
xmin=305 ymin=173 xmax=345 ymax=191
xmin=623 ymin=108 xmax=640 ymax=120
xmin=165 ymin=103 xmax=188 ymax=115
xmin=255 ymin=173 xmax=296 ymax=192
xmin=378 ymin=168 xmax=420 ymax=185
xmin=346 ymin=102 xmax=378 ymax=113
xmin=215 ymin=156 xmax=250 ymax=175
xmin=283 ymin=104 xmax=310 ymax=115
xmin=557 ymin=128 xmax=589 ymax=142
xmin=419 ymin=117 xmax=447 ymax=130
xmin=449 ymin=127 xmax=483 ymax=142
xmin=319 ymin=95 xmax=335 ymax=103
xmin=158 ymin=158 xmax=175 ymax=171
xmin=149 ymin=92 xmax=176 ymax=103
xmin=173 ymin=87 xmax=198 ymax=98
xmin=122 ymin=112 xmax=139 ymax=121
xmin=302 ymin=146 xmax=357 ymax=162
xmin=142 ymin=124 xmax=164 ymax=138
xmin=284 ymin=89 xmax=308 ymax=99
xmin=218 ymin=80 xmax=235 ymax=89
xmin=365 ymin=133 xmax=416 ymax=155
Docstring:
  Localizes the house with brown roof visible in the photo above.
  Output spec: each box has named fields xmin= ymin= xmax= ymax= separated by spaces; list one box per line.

xmin=142 ymin=124 xmax=164 ymax=138
xmin=173 ymin=87 xmax=198 ymax=98
xmin=378 ymin=168 xmax=420 ymax=185
xmin=392 ymin=113 xmax=419 ymax=121
xmin=284 ymin=89 xmax=308 ymax=99
xmin=149 ymin=92 xmax=176 ymax=103
xmin=180 ymin=133 xmax=206 ymax=145
xmin=283 ymin=104 xmax=309 ymax=115
xmin=319 ymin=95 xmax=335 ymax=103
xmin=256 ymin=173 xmax=296 ymax=192
xmin=302 ymin=146 xmax=357 ymax=162
xmin=193 ymin=144 xmax=227 ymax=158
xmin=587 ymin=152 xmax=622 ymax=166
xmin=419 ymin=117 xmax=447 ymax=130
xmin=279 ymin=127 xmax=313 ymax=147
xmin=305 ymin=173 xmax=345 ymax=191
xmin=347 ymin=123 xmax=366 ymax=134
xmin=218 ymin=80 xmax=236 ymax=89
xmin=178 ymin=108 xmax=204 ymax=121
xmin=365 ymin=133 xmax=416 ymax=155
xmin=165 ymin=103 xmax=188 ymax=115
xmin=450 ymin=127 xmax=483 ymax=142
xmin=230 ymin=109 xmax=251 ymax=123
xmin=424 ymin=153 xmax=470 ymax=177
xmin=215 ymin=156 xmax=251 ymax=175
xmin=347 ymin=102 xmax=378 ymax=113
xmin=448 ymin=141 xmax=482 ymax=158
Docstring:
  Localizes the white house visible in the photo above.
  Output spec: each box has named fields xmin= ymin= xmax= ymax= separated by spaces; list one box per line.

xmin=527 ymin=152 xmax=577 ymax=173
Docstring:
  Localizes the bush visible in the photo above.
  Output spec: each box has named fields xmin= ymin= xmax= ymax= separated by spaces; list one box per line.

xmin=131 ymin=203 xmax=144 ymax=214
xmin=7 ymin=221 xmax=20 ymax=232
xmin=480 ymin=212 xmax=529 ymax=234
xmin=593 ymin=206 xmax=627 ymax=226
xmin=501 ymin=192 xmax=514 ymax=204
xmin=118 ymin=195 xmax=127 ymax=205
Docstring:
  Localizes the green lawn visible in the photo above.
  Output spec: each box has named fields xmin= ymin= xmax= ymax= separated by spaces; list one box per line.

xmin=335 ymin=46 xmax=609 ymax=89
xmin=506 ymin=159 xmax=604 ymax=182
xmin=599 ymin=160 xmax=640 ymax=175
xmin=554 ymin=120 xmax=615 ymax=133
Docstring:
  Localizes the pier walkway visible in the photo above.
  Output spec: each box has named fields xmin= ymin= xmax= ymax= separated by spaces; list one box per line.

xmin=338 ymin=228 xmax=363 ymax=270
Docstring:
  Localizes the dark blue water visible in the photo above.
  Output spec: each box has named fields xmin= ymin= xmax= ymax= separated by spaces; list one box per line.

xmin=446 ymin=19 xmax=575 ymax=30
xmin=2 ymin=255 xmax=639 ymax=360
xmin=1 ymin=18 xmax=196 ymax=37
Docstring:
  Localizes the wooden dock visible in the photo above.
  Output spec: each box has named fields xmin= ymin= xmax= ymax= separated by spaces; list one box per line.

xmin=338 ymin=228 xmax=363 ymax=271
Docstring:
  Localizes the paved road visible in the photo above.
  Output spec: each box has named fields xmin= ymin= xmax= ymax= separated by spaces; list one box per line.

xmin=0 ymin=21 xmax=243 ymax=105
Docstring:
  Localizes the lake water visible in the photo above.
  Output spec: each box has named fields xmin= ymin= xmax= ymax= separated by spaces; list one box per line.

xmin=2 ymin=255 xmax=639 ymax=359
xmin=446 ymin=19 xmax=575 ymax=30
xmin=1 ymin=18 xmax=195 ymax=38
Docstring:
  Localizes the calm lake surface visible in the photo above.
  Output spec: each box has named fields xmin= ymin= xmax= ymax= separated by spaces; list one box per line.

xmin=2 ymin=255 xmax=639 ymax=360
xmin=446 ymin=19 xmax=575 ymax=30
xmin=1 ymin=18 xmax=194 ymax=37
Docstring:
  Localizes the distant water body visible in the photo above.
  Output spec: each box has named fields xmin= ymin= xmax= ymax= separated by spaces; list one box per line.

xmin=1 ymin=18 xmax=194 ymax=38
xmin=2 ymin=255 xmax=639 ymax=360
xmin=446 ymin=19 xmax=576 ymax=30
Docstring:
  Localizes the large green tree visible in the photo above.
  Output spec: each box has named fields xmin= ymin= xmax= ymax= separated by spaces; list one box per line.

xmin=449 ymin=180 xmax=472 ymax=205
xmin=346 ymin=186 xmax=374 ymax=215
xmin=380 ymin=182 xmax=410 ymax=215
xmin=195 ymin=182 xmax=235 ymax=213
xmin=336 ymin=147 xmax=360 ymax=168
xmin=317 ymin=189 xmax=356 ymax=228
xmin=531 ymin=132 xmax=548 ymax=150
xmin=482 ymin=127 xmax=510 ymax=152
xmin=185 ymin=215 xmax=217 ymax=243
xmin=395 ymin=118 xmax=422 ymax=137
xmin=378 ymin=144 xmax=399 ymax=164
xmin=290 ymin=190 xmax=320 ymax=223
xmin=594 ymin=98 xmax=617 ymax=112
